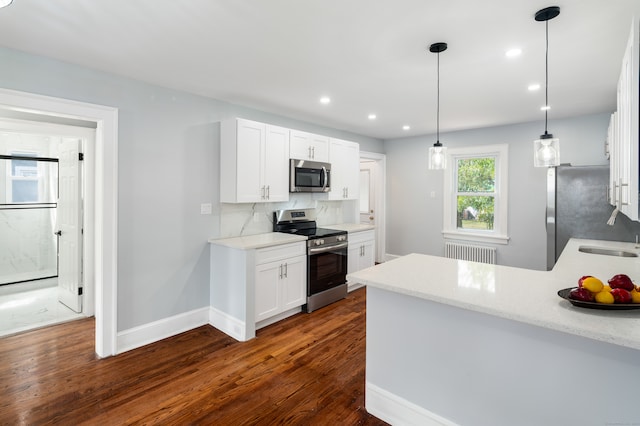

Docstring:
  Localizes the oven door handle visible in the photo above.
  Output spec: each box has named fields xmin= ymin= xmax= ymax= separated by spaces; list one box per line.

xmin=308 ymin=241 xmax=348 ymax=255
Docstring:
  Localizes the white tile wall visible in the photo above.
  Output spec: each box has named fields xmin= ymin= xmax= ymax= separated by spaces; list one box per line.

xmin=219 ymin=194 xmax=357 ymax=237
xmin=0 ymin=208 xmax=57 ymax=284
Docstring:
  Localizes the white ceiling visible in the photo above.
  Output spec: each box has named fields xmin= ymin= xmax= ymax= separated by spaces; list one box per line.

xmin=1 ymin=0 xmax=639 ymax=140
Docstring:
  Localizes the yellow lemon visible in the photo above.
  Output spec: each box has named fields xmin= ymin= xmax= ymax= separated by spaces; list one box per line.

xmin=602 ymin=285 xmax=612 ymax=292
xmin=582 ymin=277 xmax=604 ymax=293
xmin=630 ymin=289 xmax=640 ymax=304
xmin=595 ymin=291 xmax=615 ymax=304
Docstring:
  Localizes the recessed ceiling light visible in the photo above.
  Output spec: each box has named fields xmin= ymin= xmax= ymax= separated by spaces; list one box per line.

xmin=540 ymin=105 xmax=551 ymax=111
xmin=319 ymin=96 xmax=331 ymax=105
xmin=0 ymin=0 xmax=13 ymax=8
xmin=402 ymin=125 xmax=410 ymax=131
xmin=505 ymin=48 xmax=522 ymax=58
xmin=368 ymin=114 xmax=377 ymax=120
xmin=528 ymin=83 xmax=541 ymax=91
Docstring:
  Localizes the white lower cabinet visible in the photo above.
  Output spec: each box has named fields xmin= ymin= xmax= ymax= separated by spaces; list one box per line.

xmin=209 ymin=240 xmax=306 ymax=342
xmin=255 ymin=253 xmax=306 ymax=323
xmin=347 ymin=230 xmax=375 ymax=290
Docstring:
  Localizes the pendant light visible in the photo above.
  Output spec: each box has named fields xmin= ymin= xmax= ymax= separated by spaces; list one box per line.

xmin=0 ymin=0 xmax=13 ymax=7
xmin=428 ymin=42 xmax=448 ymax=170
xmin=533 ymin=6 xmax=561 ymax=167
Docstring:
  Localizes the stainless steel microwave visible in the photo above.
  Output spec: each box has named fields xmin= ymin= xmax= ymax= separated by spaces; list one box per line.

xmin=290 ymin=159 xmax=331 ymax=193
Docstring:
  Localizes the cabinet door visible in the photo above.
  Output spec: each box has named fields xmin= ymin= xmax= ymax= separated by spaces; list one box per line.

xmin=329 ymin=139 xmax=359 ymax=200
xmin=608 ymin=113 xmax=619 ymax=207
xmin=236 ymin=119 xmax=265 ymax=202
xmin=613 ymin=20 xmax=639 ymax=220
xmin=281 ymin=255 xmax=306 ymax=311
xmin=342 ymin=141 xmax=360 ymax=200
xmin=347 ymin=244 xmax=361 ymax=275
xmin=360 ymin=239 xmax=375 ymax=270
xmin=264 ymin=125 xmax=290 ymax=202
xmin=290 ymin=130 xmax=329 ymax=161
xmin=255 ymin=260 xmax=281 ymax=322
xmin=308 ymin=134 xmax=329 ymax=162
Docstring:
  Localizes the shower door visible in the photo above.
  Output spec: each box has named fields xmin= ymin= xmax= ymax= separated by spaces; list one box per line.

xmin=0 ymin=154 xmax=59 ymax=285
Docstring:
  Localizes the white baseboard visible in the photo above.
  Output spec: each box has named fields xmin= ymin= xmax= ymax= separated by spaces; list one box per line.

xmin=116 ymin=307 xmax=210 ymax=354
xmin=366 ymin=382 xmax=458 ymax=426
xmin=348 ymin=281 xmax=365 ymax=292
xmin=385 ymin=253 xmax=402 ymax=261
xmin=208 ymin=306 xmax=251 ymax=341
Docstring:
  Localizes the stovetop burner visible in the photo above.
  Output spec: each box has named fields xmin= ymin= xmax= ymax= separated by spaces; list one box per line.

xmin=272 ymin=208 xmax=347 ymax=240
xmin=283 ymin=227 xmax=347 ymax=239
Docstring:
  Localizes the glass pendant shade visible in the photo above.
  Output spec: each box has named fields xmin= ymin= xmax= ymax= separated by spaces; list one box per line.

xmin=428 ymin=144 xmax=447 ymax=170
xmin=533 ymin=136 xmax=560 ymax=167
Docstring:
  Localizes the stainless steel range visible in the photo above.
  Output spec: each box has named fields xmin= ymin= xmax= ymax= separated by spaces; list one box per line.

xmin=273 ymin=209 xmax=348 ymax=312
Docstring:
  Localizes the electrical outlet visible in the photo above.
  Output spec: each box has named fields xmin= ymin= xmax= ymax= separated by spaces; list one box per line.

xmin=430 ymin=191 xmax=436 ymax=198
xmin=200 ymin=203 xmax=212 ymax=215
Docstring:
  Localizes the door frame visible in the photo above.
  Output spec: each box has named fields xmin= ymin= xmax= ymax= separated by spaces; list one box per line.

xmin=0 ymin=88 xmax=118 ymax=358
xmin=359 ymin=151 xmax=386 ymax=263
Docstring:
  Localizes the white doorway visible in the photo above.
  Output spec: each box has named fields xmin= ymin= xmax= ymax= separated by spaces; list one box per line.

xmin=0 ymin=88 xmax=118 ymax=358
xmin=359 ymin=151 xmax=386 ymax=263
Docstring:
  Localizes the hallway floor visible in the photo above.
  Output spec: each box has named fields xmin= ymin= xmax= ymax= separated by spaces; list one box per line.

xmin=0 ymin=280 xmax=84 ymax=337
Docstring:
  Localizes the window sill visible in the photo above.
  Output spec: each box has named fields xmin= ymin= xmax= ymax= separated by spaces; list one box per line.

xmin=442 ymin=230 xmax=510 ymax=245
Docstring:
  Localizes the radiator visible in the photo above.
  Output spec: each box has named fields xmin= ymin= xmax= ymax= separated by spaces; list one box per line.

xmin=445 ymin=242 xmax=496 ymax=264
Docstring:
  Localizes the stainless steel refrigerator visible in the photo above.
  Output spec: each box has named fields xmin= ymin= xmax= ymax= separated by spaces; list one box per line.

xmin=546 ymin=164 xmax=640 ymax=270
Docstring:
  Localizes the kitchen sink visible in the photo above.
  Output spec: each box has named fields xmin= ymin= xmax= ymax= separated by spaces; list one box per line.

xmin=578 ymin=246 xmax=638 ymax=257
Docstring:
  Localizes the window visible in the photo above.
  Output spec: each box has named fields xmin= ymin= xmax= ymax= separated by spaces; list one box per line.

xmin=9 ymin=153 xmax=39 ymax=203
xmin=443 ymin=144 xmax=509 ymax=244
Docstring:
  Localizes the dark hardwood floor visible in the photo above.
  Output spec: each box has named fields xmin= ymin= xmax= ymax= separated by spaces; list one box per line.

xmin=0 ymin=287 xmax=388 ymax=425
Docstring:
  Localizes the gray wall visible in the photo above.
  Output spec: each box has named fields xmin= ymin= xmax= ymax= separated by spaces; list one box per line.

xmin=383 ymin=113 xmax=611 ymax=270
xmin=0 ymin=46 xmax=383 ymax=330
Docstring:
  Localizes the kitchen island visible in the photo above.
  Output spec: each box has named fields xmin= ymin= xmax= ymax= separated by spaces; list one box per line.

xmin=348 ymin=238 xmax=640 ymax=426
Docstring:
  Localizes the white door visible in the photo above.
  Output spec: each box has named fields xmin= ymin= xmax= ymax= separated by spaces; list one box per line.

xmin=360 ymin=162 xmax=375 ymax=225
xmin=57 ymin=138 xmax=83 ymax=312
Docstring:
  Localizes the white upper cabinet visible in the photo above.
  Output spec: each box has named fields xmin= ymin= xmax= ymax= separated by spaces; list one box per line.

xmin=608 ymin=19 xmax=639 ymax=221
xmin=220 ymin=118 xmax=290 ymax=203
xmin=290 ymin=130 xmax=329 ymax=162
xmin=263 ymin=125 xmax=290 ymax=202
xmin=328 ymin=138 xmax=360 ymax=200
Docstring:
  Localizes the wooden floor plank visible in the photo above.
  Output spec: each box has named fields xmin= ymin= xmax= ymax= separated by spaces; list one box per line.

xmin=0 ymin=287 xmax=388 ymax=425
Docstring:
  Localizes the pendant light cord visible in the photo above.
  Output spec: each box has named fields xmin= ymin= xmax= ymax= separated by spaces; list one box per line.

xmin=436 ymin=50 xmax=440 ymax=144
xmin=544 ymin=19 xmax=549 ymax=136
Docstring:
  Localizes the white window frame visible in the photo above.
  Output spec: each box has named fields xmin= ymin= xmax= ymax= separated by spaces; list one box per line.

xmin=442 ymin=144 xmax=509 ymax=245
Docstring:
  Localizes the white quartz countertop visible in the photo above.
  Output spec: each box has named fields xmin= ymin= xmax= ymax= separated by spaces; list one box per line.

xmin=348 ymin=238 xmax=640 ymax=350
xmin=326 ymin=223 xmax=375 ymax=233
xmin=208 ymin=232 xmax=307 ymax=249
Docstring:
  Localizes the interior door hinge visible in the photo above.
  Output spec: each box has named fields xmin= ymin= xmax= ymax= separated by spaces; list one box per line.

xmin=79 ymin=152 xmax=84 ymax=161
xmin=78 ymin=287 xmax=83 ymax=296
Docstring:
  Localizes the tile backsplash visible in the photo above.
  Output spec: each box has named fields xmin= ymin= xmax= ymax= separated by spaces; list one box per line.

xmin=218 ymin=194 xmax=357 ymax=238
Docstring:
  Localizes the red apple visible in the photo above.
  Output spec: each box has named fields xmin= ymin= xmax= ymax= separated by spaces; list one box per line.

xmin=610 ymin=288 xmax=632 ymax=304
xmin=578 ymin=275 xmax=592 ymax=288
xmin=608 ymin=274 xmax=635 ymax=291
xmin=569 ymin=287 xmax=594 ymax=302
